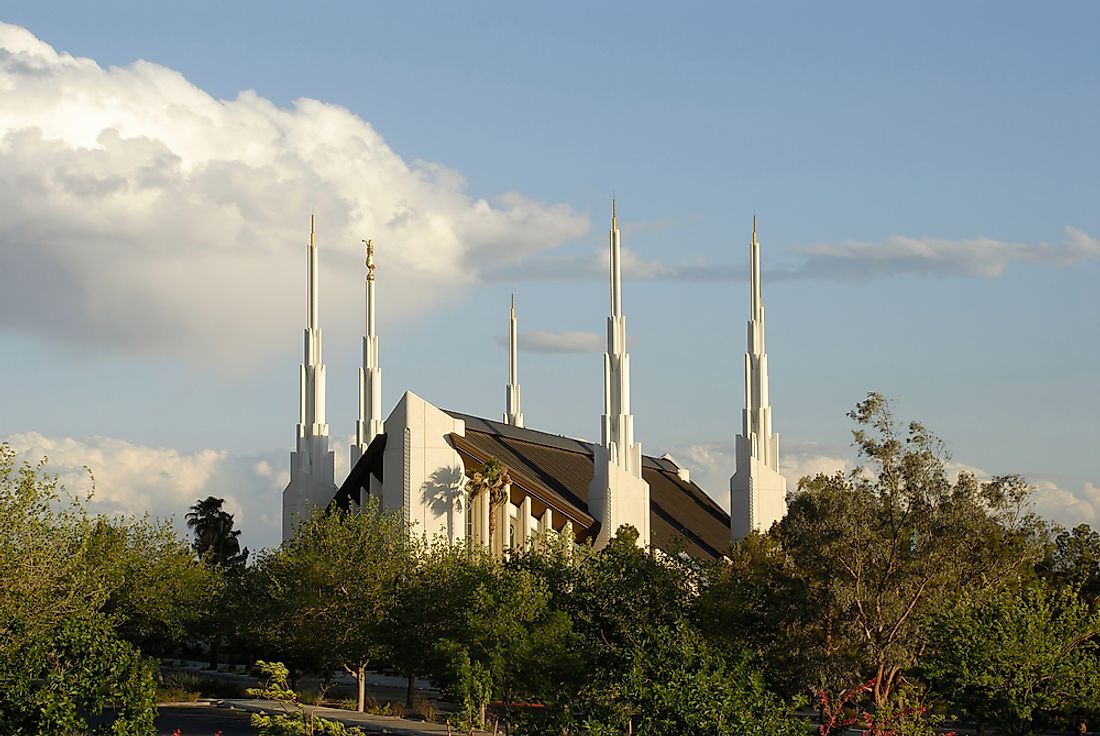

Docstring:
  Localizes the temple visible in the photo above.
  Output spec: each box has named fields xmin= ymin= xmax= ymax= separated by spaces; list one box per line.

xmin=283 ymin=208 xmax=786 ymax=560
xmin=729 ymin=217 xmax=788 ymax=539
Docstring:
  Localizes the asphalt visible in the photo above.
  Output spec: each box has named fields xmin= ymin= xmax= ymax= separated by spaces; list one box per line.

xmin=156 ymin=700 xmax=490 ymax=736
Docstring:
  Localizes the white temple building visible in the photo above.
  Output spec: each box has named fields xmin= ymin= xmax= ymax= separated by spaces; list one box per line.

xmin=730 ymin=217 xmax=788 ymax=539
xmin=283 ymin=207 xmax=786 ymax=558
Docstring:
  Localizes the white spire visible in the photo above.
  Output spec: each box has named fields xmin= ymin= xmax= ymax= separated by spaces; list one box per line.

xmin=588 ymin=199 xmax=650 ymax=549
xmin=352 ymin=238 xmax=384 ymax=467
xmin=301 ymin=214 xmax=326 ymax=433
xmin=600 ymin=199 xmax=640 ymax=474
xmin=504 ymin=294 xmax=524 ymax=427
xmin=730 ymin=216 xmax=787 ymax=540
xmin=283 ymin=215 xmax=336 ymax=542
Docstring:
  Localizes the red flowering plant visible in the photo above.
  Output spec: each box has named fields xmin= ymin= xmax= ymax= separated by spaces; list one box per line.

xmin=817 ymin=679 xmax=956 ymax=736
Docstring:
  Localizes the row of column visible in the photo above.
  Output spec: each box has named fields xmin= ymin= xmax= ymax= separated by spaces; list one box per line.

xmin=470 ymin=485 xmax=572 ymax=556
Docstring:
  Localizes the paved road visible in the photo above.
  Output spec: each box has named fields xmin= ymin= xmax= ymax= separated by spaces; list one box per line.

xmin=156 ymin=704 xmax=255 ymax=736
xmin=155 ymin=701 xmax=484 ymax=736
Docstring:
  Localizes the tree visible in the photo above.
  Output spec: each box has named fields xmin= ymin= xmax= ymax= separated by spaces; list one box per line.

xmin=1040 ymin=523 xmax=1100 ymax=602
xmin=923 ymin=584 xmax=1100 ymax=735
xmin=0 ymin=444 xmax=157 ymax=734
xmin=520 ymin=525 xmax=802 ymax=736
xmin=86 ymin=515 xmax=220 ymax=657
xmin=766 ymin=393 xmax=1044 ymax=711
xmin=187 ymin=495 xmax=249 ymax=568
xmin=251 ymin=498 xmax=413 ymax=712
xmin=695 ymin=532 xmax=818 ymax=701
xmin=247 ymin=660 xmax=364 ymax=736
xmin=466 ymin=458 xmax=511 ymax=540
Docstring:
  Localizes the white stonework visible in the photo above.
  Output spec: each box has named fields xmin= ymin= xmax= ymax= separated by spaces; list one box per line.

xmin=380 ymin=391 xmax=469 ymax=544
xmin=587 ymin=202 xmax=650 ymax=548
xmin=351 ymin=239 xmax=384 ymax=468
xmin=283 ymin=216 xmax=337 ymax=542
xmin=730 ymin=218 xmax=788 ymax=540
xmin=503 ymin=295 xmax=524 ymax=428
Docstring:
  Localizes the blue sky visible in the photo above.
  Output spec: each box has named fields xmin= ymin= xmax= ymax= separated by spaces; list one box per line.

xmin=1 ymin=1 xmax=1097 ymax=550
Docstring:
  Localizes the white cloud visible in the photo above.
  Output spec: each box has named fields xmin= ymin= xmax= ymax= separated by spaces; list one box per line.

xmin=0 ymin=24 xmax=588 ymax=369
xmin=786 ymin=226 xmax=1100 ymax=281
xmin=3 ymin=431 xmax=285 ymax=551
xmin=488 ymin=227 xmax=1099 ymax=284
xmin=485 ymin=245 xmax=692 ymax=282
xmin=1032 ymin=481 xmax=1100 ymax=530
xmin=520 ymin=330 xmax=603 ymax=354
xmin=667 ymin=439 xmax=853 ymax=512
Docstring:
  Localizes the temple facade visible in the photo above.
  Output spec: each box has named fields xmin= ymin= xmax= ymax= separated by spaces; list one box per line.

xmin=283 ymin=207 xmax=785 ymax=558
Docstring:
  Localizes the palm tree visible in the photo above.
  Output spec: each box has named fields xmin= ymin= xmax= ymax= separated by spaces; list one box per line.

xmin=186 ymin=496 xmax=248 ymax=568
xmin=466 ymin=458 xmax=512 ymax=540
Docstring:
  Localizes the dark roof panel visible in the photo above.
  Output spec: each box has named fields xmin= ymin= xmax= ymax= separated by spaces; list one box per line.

xmin=446 ymin=411 xmax=731 ymax=560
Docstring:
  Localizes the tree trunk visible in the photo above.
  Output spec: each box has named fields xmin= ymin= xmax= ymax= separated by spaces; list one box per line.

xmin=357 ymin=664 xmax=367 ymax=713
xmin=406 ymin=672 xmax=415 ymax=707
xmin=208 ymin=634 xmax=220 ymax=669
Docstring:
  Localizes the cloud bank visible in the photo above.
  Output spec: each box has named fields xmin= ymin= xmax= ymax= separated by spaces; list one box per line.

xmin=786 ymin=226 xmax=1100 ymax=281
xmin=0 ymin=24 xmax=588 ymax=368
xmin=3 ymin=431 xmax=287 ymax=551
xmin=489 ymin=227 xmax=1098 ymax=284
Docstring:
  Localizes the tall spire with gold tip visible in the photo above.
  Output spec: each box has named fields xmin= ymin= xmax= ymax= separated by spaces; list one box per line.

xmin=284 ymin=215 xmax=336 ymax=542
xmin=587 ymin=199 xmax=650 ymax=549
xmin=503 ymin=294 xmax=524 ymax=427
xmin=730 ymin=216 xmax=787 ymax=540
xmin=352 ymin=238 xmax=384 ymax=468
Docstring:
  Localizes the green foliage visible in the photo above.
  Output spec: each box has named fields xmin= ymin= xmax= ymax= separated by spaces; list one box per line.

xmin=247 ymin=661 xmax=363 ymax=736
xmin=514 ymin=526 xmax=803 ymax=736
xmin=467 ymin=457 xmax=512 ymax=539
xmin=923 ymin=584 xmax=1100 ymax=735
xmin=248 ymin=498 xmax=413 ymax=710
xmin=724 ymin=393 xmax=1044 ymax=708
xmin=187 ymin=496 xmax=249 ymax=568
xmin=85 ymin=514 xmax=221 ymax=653
xmin=1040 ymin=523 xmax=1100 ymax=602
xmin=0 ymin=444 xmax=159 ymax=734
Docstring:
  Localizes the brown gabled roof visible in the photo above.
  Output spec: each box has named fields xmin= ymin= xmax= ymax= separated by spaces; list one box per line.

xmin=645 ymin=456 xmax=731 ymax=560
xmin=445 ymin=410 xmax=732 ymax=560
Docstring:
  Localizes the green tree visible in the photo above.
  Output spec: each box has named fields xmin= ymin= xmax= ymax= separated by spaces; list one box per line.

xmin=523 ymin=526 xmax=802 ymax=736
xmin=1040 ymin=523 xmax=1100 ymax=602
xmin=923 ymin=584 xmax=1100 ymax=735
xmin=695 ymin=531 xmax=816 ymax=701
xmin=384 ymin=541 xmax=496 ymax=718
xmin=187 ymin=495 xmax=248 ymax=568
xmin=247 ymin=660 xmax=363 ymax=736
xmin=84 ymin=515 xmax=220 ymax=654
xmin=252 ymin=498 xmax=413 ymax=711
xmin=766 ymin=393 xmax=1043 ymax=711
xmin=0 ymin=444 xmax=157 ymax=734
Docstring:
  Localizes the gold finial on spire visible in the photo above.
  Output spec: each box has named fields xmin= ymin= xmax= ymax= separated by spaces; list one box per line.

xmin=752 ymin=213 xmax=757 ymax=244
xmin=363 ymin=238 xmax=375 ymax=281
xmin=612 ymin=197 xmax=617 ymax=228
xmin=511 ymin=292 xmax=515 ymax=318
xmin=310 ymin=213 xmax=316 ymax=248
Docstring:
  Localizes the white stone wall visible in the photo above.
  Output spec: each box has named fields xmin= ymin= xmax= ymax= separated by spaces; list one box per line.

xmin=380 ymin=391 xmax=468 ymax=545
